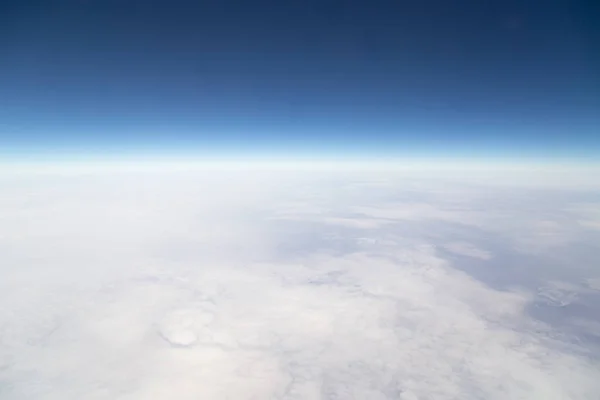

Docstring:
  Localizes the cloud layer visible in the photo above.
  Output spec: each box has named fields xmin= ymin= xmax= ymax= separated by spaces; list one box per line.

xmin=1 ymin=167 xmax=599 ymax=399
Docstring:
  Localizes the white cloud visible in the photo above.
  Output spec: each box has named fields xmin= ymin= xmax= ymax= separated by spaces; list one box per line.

xmin=568 ymin=203 xmax=600 ymax=231
xmin=537 ymin=281 xmax=582 ymax=307
xmin=442 ymin=241 xmax=492 ymax=260
xmin=587 ymin=278 xmax=600 ymax=291
xmin=1 ymin=166 xmax=599 ymax=399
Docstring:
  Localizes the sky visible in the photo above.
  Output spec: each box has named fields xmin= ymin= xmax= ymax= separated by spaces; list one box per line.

xmin=1 ymin=0 xmax=599 ymax=161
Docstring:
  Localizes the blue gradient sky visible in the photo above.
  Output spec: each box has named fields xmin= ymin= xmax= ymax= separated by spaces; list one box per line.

xmin=1 ymin=0 xmax=599 ymax=161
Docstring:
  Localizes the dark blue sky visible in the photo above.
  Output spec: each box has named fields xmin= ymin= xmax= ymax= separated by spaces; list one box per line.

xmin=1 ymin=0 xmax=599 ymax=160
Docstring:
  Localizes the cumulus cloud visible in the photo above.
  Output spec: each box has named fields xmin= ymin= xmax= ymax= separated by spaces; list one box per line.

xmin=1 ymin=166 xmax=599 ymax=399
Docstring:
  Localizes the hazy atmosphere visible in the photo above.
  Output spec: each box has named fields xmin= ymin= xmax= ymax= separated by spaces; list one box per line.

xmin=1 ymin=1 xmax=599 ymax=399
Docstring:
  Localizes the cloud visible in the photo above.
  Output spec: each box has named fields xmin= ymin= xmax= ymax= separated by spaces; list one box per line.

xmin=1 ymin=167 xmax=599 ymax=399
xmin=587 ymin=278 xmax=600 ymax=291
xmin=568 ymin=203 xmax=600 ymax=231
xmin=442 ymin=241 xmax=492 ymax=260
